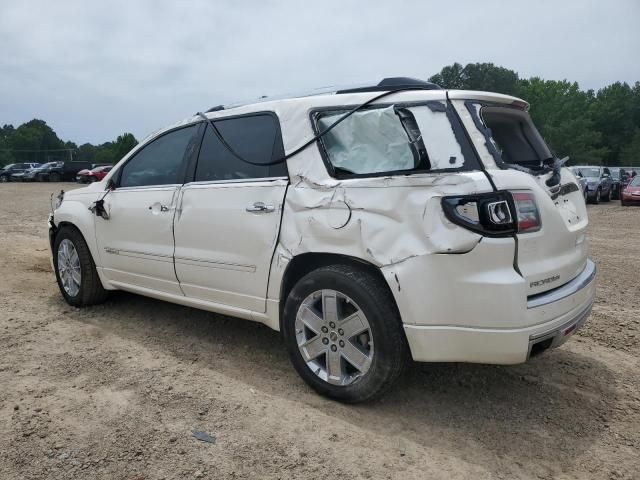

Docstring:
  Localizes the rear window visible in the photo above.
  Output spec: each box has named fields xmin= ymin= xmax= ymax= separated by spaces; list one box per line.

xmin=314 ymin=102 xmax=477 ymax=178
xmin=466 ymin=102 xmax=553 ymax=171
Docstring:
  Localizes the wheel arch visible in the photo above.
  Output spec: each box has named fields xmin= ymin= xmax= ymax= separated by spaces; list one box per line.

xmin=277 ymin=252 xmax=400 ymax=331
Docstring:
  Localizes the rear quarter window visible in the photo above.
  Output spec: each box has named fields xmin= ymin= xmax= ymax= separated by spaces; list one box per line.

xmin=313 ymin=101 xmax=478 ymax=178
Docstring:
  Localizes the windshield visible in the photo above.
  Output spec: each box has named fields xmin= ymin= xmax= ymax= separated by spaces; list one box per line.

xmin=316 ymin=102 xmax=475 ymax=177
xmin=608 ymin=167 xmax=620 ymax=180
xmin=1 ymin=164 xmax=17 ymax=170
xmin=578 ymin=167 xmax=601 ymax=178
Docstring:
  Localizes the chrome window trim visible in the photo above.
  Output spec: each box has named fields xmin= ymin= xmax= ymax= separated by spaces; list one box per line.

xmin=183 ymin=176 xmax=289 ymax=187
xmin=526 ymin=259 xmax=596 ymax=309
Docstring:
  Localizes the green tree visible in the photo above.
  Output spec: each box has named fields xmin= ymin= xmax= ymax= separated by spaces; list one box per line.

xmin=619 ymin=128 xmax=640 ymax=166
xmin=429 ymin=62 xmax=520 ymax=96
xmin=590 ymin=82 xmax=637 ymax=164
xmin=518 ymin=78 xmax=606 ymax=164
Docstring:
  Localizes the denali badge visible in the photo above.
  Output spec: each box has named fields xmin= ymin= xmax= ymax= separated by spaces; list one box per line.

xmin=530 ymin=275 xmax=560 ymax=288
xmin=104 ymin=247 xmax=119 ymax=255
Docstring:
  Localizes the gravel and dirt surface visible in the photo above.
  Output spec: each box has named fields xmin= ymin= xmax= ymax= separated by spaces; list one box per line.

xmin=0 ymin=182 xmax=638 ymax=480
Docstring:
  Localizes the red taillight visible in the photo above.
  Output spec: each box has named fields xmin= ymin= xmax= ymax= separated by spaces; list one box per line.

xmin=512 ymin=192 xmax=541 ymax=233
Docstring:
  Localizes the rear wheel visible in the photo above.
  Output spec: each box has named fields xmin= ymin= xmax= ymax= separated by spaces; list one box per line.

xmin=50 ymin=172 xmax=62 ymax=182
xmin=53 ymin=226 xmax=108 ymax=307
xmin=283 ymin=265 xmax=408 ymax=403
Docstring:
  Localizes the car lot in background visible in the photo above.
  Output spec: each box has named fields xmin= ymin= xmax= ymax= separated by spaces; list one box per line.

xmin=34 ymin=161 xmax=92 ymax=182
xmin=76 ymin=165 xmax=113 ymax=183
xmin=620 ymin=175 xmax=640 ymax=206
xmin=0 ymin=162 xmax=41 ymax=182
xmin=571 ymin=166 xmax=613 ymax=203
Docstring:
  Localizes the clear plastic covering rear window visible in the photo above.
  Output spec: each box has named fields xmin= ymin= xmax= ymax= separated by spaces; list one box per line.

xmin=315 ymin=101 xmax=479 ymax=178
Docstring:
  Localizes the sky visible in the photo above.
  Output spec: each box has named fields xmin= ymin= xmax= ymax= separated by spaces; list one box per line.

xmin=1 ymin=0 xmax=639 ymax=145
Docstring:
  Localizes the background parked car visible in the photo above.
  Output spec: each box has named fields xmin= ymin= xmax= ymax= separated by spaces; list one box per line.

xmin=22 ymin=162 xmax=60 ymax=182
xmin=36 ymin=161 xmax=92 ymax=182
xmin=0 ymin=163 xmax=40 ymax=182
xmin=76 ymin=165 xmax=113 ymax=183
xmin=569 ymin=167 xmax=589 ymax=201
xmin=572 ymin=166 xmax=613 ymax=203
xmin=10 ymin=165 xmax=43 ymax=182
xmin=620 ymin=175 xmax=640 ymax=206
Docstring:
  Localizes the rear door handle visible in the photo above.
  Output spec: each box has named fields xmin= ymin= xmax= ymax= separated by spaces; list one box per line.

xmin=246 ymin=202 xmax=275 ymax=214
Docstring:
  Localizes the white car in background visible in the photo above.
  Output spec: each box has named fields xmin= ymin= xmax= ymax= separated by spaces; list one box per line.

xmin=49 ymin=77 xmax=596 ymax=402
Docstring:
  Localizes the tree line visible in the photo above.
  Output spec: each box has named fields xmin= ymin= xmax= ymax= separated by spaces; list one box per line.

xmin=2 ymin=62 xmax=639 ymax=168
xmin=0 ymin=120 xmax=138 ymax=167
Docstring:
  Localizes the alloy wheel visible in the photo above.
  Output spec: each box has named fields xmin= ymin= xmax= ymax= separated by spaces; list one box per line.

xmin=295 ymin=289 xmax=374 ymax=386
xmin=57 ymin=239 xmax=81 ymax=297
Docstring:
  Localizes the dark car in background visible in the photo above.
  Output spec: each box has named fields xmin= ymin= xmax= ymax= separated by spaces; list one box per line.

xmin=572 ymin=166 xmax=613 ymax=204
xmin=21 ymin=162 xmax=61 ymax=181
xmin=0 ymin=163 xmax=41 ymax=182
xmin=36 ymin=161 xmax=92 ymax=182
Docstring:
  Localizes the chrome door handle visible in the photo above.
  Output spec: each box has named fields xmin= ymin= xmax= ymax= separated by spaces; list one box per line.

xmin=148 ymin=203 xmax=171 ymax=213
xmin=246 ymin=202 xmax=275 ymax=213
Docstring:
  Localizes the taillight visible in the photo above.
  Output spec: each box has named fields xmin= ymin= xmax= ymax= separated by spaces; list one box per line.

xmin=442 ymin=191 xmax=541 ymax=237
xmin=512 ymin=191 xmax=541 ymax=233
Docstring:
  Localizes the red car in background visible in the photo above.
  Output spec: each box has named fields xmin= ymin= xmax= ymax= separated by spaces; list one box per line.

xmin=76 ymin=165 xmax=113 ymax=183
xmin=621 ymin=175 xmax=640 ymax=206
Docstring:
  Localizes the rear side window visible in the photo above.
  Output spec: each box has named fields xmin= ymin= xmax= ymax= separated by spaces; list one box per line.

xmin=315 ymin=102 xmax=476 ymax=177
xmin=120 ymin=125 xmax=197 ymax=188
xmin=194 ymin=113 xmax=286 ymax=182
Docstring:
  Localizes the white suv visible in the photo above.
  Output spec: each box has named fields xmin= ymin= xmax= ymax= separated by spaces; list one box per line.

xmin=49 ymin=78 xmax=596 ymax=402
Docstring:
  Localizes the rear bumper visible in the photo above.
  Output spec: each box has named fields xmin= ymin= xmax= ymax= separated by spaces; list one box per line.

xmin=403 ymin=259 xmax=596 ymax=364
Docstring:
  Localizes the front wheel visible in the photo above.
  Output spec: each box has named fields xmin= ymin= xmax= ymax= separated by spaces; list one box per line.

xmin=50 ymin=172 xmax=62 ymax=182
xmin=53 ymin=226 xmax=108 ymax=307
xmin=594 ymin=188 xmax=601 ymax=204
xmin=283 ymin=265 xmax=408 ymax=403
xmin=603 ymin=188 xmax=611 ymax=202
xmin=0 ymin=176 xmax=7 ymax=183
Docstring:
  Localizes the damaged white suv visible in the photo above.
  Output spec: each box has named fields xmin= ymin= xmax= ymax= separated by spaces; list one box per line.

xmin=49 ymin=77 xmax=596 ymax=402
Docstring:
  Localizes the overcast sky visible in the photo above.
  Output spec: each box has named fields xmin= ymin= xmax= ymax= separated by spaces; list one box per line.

xmin=1 ymin=0 xmax=639 ymax=144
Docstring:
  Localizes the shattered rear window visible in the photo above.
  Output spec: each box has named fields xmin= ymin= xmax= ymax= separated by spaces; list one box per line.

xmin=315 ymin=101 xmax=475 ymax=177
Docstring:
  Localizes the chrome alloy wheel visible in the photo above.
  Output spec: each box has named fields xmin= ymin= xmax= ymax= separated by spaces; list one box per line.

xmin=57 ymin=238 xmax=81 ymax=297
xmin=295 ymin=289 xmax=374 ymax=386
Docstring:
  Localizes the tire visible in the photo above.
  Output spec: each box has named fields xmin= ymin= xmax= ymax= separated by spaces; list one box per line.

xmin=282 ymin=265 xmax=408 ymax=403
xmin=594 ymin=188 xmax=601 ymax=204
xmin=50 ymin=172 xmax=62 ymax=182
xmin=53 ymin=226 xmax=108 ymax=307
xmin=603 ymin=188 xmax=611 ymax=202
xmin=0 ymin=175 xmax=6 ymax=183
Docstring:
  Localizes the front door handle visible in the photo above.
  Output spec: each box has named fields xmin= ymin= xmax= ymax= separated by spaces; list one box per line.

xmin=246 ymin=202 xmax=275 ymax=214
xmin=148 ymin=202 xmax=171 ymax=214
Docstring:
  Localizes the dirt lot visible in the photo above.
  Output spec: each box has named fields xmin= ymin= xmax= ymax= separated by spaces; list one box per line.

xmin=0 ymin=182 xmax=638 ymax=480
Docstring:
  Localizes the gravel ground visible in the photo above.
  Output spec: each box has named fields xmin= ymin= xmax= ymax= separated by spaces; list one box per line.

xmin=0 ymin=182 xmax=638 ymax=480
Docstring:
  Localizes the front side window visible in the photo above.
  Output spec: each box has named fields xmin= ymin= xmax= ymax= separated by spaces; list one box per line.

xmin=194 ymin=113 xmax=286 ymax=182
xmin=315 ymin=102 xmax=472 ymax=177
xmin=119 ymin=125 xmax=197 ymax=188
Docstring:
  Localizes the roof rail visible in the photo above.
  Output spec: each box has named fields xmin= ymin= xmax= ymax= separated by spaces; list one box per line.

xmin=336 ymin=77 xmax=441 ymax=94
xmin=203 ymin=77 xmax=441 ymax=112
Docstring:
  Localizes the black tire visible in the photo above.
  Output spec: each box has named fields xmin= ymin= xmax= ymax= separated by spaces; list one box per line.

xmin=0 ymin=175 xmax=7 ymax=183
xmin=282 ymin=265 xmax=408 ymax=403
xmin=50 ymin=172 xmax=62 ymax=182
xmin=603 ymin=188 xmax=611 ymax=202
xmin=593 ymin=188 xmax=601 ymax=204
xmin=53 ymin=226 xmax=108 ymax=307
